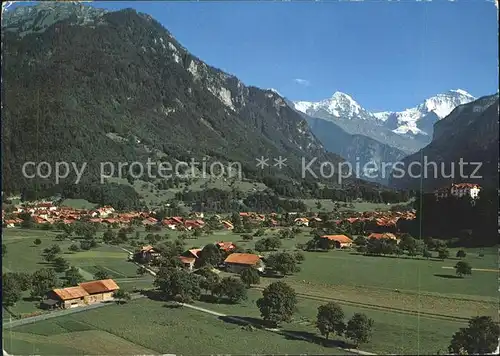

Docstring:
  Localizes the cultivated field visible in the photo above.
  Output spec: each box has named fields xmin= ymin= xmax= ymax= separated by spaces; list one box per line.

xmin=2 ymin=298 xmax=352 ymax=355
xmin=2 ymin=228 xmax=153 ymax=318
xmin=2 ymin=226 xmax=498 ymax=355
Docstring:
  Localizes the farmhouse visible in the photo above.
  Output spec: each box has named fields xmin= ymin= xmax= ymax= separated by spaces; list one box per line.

xmin=178 ymin=256 xmax=196 ymax=270
xmin=216 ymin=241 xmax=236 ymax=252
xmin=184 ymin=219 xmax=204 ymax=230
xmin=368 ymin=232 xmax=399 ymax=241
xmin=3 ymin=220 xmax=16 ymax=228
xmin=182 ymin=248 xmax=201 ymax=258
xmin=78 ymin=279 xmax=120 ymax=303
xmin=321 ymin=234 xmax=353 ymax=248
xmin=221 ymin=220 xmax=234 ymax=230
xmin=142 ymin=217 xmax=158 ymax=226
xmin=136 ymin=245 xmax=161 ymax=263
xmin=43 ymin=286 xmax=89 ymax=309
xmin=294 ymin=217 xmax=309 ymax=226
xmin=224 ymin=253 xmax=264 ymax=273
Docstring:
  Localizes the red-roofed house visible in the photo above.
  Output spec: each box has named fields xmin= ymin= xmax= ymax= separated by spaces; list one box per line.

xmin=224 ymin=253 xmax=264 ymax=273
xmin=216 ymin=241 xmax=236 ymax=252
xmin=321 ymin=234 xmax=353 ymax=249
xmin=178 ymin=256 xmax=196 ymax=270
xmin=184 ymin=220 xmax=204 ymax=230
xmin=142 ymin=217 xmax=158 ymax=226
xmin=294 ymin=217 xmax=309 ymax=227
xmin=221 ymin=220 xmax=234 ymax=230
xmin=368 ymin=233 xmax=398 ymax=242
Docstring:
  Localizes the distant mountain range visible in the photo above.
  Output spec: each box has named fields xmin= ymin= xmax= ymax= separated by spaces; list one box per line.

xmin=389 ymin=94 xmax=499 ymax=191
xmin=293 ymin=90 xmax=476 ymax=153
xmin=290 ymin=89 xmax=479 ymax=185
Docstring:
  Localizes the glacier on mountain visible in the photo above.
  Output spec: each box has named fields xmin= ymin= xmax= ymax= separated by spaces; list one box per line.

xmin=293 ymin=89 xmax=476 ymax=137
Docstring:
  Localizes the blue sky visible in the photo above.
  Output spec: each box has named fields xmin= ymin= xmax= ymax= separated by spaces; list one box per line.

xmin=8 ymin=1 xmax=498 ymax=111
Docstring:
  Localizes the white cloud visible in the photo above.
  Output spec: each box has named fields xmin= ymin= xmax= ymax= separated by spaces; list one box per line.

xmin=294 ymin=78 xmax=311 ymax=86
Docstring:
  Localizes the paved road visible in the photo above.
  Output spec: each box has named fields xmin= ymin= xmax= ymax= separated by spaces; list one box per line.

xmin=2 ymin=294 xmax=145 ymax=329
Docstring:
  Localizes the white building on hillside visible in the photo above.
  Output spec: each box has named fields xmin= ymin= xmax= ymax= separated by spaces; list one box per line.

xmin=434 ymin=183 xmax=481 ymax=200
xmin=450 ymin=183 xmax=481 ymax=199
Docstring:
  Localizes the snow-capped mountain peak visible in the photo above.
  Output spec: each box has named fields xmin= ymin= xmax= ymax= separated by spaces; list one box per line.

xmin=418 ymin=89 xmax=475 ymax=119
xmin=449 ymin=89 xmax=474 ymax=97
xmin=293 ymin=89 xmax=478 ymax=152
xmin=293 ymin=91 xmax=376 ymax=121
xmin=368 ymin=89 xmax=477 ymax=136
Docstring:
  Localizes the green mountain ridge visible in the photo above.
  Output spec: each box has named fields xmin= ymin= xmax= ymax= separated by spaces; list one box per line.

xmin=2 ymin=4 xmax=337 ymax=192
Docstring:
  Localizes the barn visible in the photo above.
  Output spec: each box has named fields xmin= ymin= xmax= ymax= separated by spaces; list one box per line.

xmin=78 ymin=279 xmax=120 ymax=303
xmin=44 ymin=286 xmax=89 ymax=309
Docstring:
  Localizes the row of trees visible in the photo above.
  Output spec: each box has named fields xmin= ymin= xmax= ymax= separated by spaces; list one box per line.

xmin=256 ymin=282 xmax=375 ymax=347
xmin=153 ymin=265 xmax=253 ymax=304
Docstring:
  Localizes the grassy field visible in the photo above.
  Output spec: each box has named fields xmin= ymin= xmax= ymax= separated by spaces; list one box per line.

xmin=3 ymin=226 xmax=497 ymax=354
xmin=194 ymin=288 xmax=465 ymax=355
xmin=107 ymin=176 xmax=268 ymax=209
xmin=130 ymin=227 xmax=498 ymax=319
xmin=2 ymin=298 xmax=351 ymax=355
xmin=1 ymin=228 xmax=152 ymax=317
xmin=167 ymin=227 xmax=498 ymax=321
xmin=298 ymin=199 xmax=408 ymax=212
xmin=59 ymin=199 xmax=97 ymax=210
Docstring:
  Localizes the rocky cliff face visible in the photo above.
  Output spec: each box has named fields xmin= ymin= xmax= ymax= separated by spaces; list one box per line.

xmin=305 ymin=116 xmax=406 ymax=185
xmin=2 ymin=3 xmax=342 ymax=193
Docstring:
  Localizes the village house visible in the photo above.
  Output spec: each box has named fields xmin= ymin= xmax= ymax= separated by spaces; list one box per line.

xmin=177 ymin=249 xmax=201 ymax=270
xmin=320 ymin=234 xmax=353 ymax=249
xmin=78 ymin=279 xmax=120 ymax=303
xmin=294 ymin=217 xmax=309 ymax=227
xmin=216 ymin=241 xmax=236 ymax=253
xmin=224 ymin=253 xmax=265 ymax=273
xmin=368 ymin=233 xmax=400 ymax=243
xmin=3 ymin=220 xmax=17 ymax=228
xmin=136 ymin=245 xmax=161 ymax=263
xmin=97 ymin=206 xmax=115 ymax=218
xmin=161 ymin=218 xmax=179 ymax=229
xmin=142 ymin=217 xmax=159 ymax=226
xmin=221 ymin=220 xmax=234 ymax=230
xmin=178 ymin=256 xmax=196 ymax=270
xmin=35 ymin=202 xmax=57 ymax=212
xmin=42 ymin=286 xmax=89 ymax=309
xmin=189 ymin=212 xmax=204 ymax=219
xmin=184 ymin=219 xmax=204 ymax=230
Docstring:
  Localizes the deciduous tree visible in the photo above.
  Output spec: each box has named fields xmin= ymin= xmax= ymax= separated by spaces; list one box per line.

xmin=256 ymin=281 xmax=297 ymax=327
xmin=113 ymin=290 xmax=132 ymax=305
xmin=345 ymin=313 xmax=374 ymax=347
xmin=316 ymin=302 xmax=345 ymax=341
xmin=2 ymin=273 xmax=22 ymax=307
xmin=266 ymin=252 xmax=300 ymax=275
xmin=240 ymin=267 xmax=260 ymax=288
xmin=30 ymin=268 xmax=58 ymax=299
xmin=65 ymin=267 xmax=84 ymax=286
xmin=448 ymin=316 xmax=500 ymax=355
xmin=214 ymin=277 xmax=247 ymax=303
xmin=455 ymin=261 xmax=472 ymax=278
